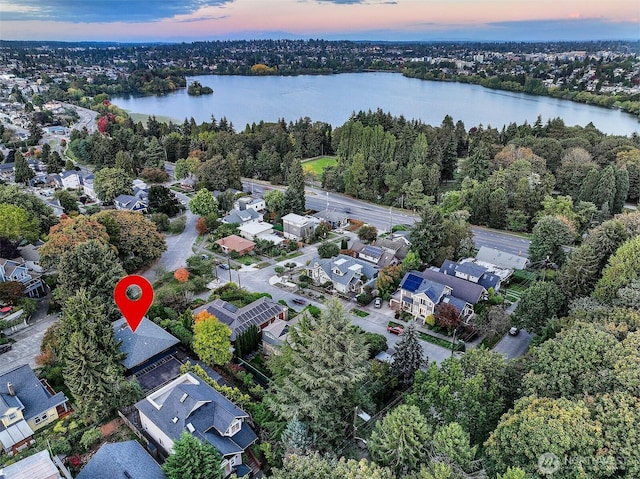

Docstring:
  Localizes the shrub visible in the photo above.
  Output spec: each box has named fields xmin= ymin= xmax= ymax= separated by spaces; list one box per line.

xmin=174 ymin=268 xmax=190 ymax=283
xmin=195 ymin=217 xmax=208 ymax=235
xmin=50 ymin=438 xmax=72 ymax=456
xmin=168 ymin=216 xmax=186 ymax=234
xmin=362 ymin=332 xmax=388 ymax=358
xmin=274 ymin=266 xmax=285 ymax=275
xmin=79 ymin=428 xmax=102 ymax=451
xmin=425 ymin=314 xmax=436 ymax=326
xmin=298 ymin=274 xmax=311 ymax=283
xmin=307 ymin=305 xmax=321 ymax=318
xmin=150 ymin=213 xmax=170 ymax=232
xmin=356 ymin=292 xmax=373 ymax=306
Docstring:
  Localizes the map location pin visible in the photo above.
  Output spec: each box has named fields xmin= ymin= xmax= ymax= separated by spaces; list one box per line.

xmin=114 ymin=275 xmax=154 ymax=333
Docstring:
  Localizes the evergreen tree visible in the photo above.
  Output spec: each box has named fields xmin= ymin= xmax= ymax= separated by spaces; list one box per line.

xmin=528 ymin=215 xmax=575 ymax=265
xmin=613 ymin=168 xmax=630 ymax=214
xmin=267 ymin=298 xmax=368 ymax=448
xmin=14 ymin=151 xmax=34 ymax=185
xmin=432 ymin=422 xmax=477 ymax=473
xmin=368 ymin=404 xmax=432 ymax=476
xmin=162 ymin=432 xmax=224 ymax=479
xmin=488 ymin=188 xmax=508 ymax=229
xmin=284 ymin=159 xmax=306 ymax=214
xmin=409 ymin=204 xmax=446 ymax=264
xmin=63 ymin=330 xmax=137 ymax=422
xmin=281 ymin=418 xmax=314 ymax=456
xmin=55 ymin=239 xmax=125 ymax=321
xmin=391 ymin=322 xmax=425 ymax=386
xmin=593 ymin=165 xmax=616 ymax=212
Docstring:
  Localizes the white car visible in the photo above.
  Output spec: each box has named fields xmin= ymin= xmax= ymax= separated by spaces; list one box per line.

xmin=509 ymin=326 xmax=520 ymax=336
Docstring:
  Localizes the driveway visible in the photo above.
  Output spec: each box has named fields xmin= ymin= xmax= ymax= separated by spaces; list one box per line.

xmin=493 ymin=329 xmax=533 ymax=359
xmin=0 ymin=297 xmax=58 ymax=374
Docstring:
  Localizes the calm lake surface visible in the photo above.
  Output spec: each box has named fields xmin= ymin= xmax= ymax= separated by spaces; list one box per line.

xmin=112 ymin=73 xmax=640 ymax=136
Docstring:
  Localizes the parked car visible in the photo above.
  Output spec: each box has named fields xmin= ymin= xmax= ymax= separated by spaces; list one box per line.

xmin=387 ymin=325 xmax=404 ymax=335
xmin=219 ymin=263 xmax=230 ymax=270
xmin=201 ymin=254 xmax=209 ymax=260
xmin=374 ymin=297 xmax=382 ymax=308
xmin=291 ymin=298 xmax=306 ymax=305
xmin=509 ymin=326 xmax=520 ymax=336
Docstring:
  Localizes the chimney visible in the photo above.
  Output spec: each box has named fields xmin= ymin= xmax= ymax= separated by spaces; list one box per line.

xmin=7 ymin=382 xmax=15 ymax=396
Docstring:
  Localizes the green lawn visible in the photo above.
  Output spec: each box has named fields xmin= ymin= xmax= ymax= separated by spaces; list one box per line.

xmin=302 ymin=156 xmax=338 ymax=175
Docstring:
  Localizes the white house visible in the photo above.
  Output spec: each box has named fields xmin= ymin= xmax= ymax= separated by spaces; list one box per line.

xmin=233 ymin=195 xmax=265 ymax=213
xmin=135 ymin=373 xmax=258 ymax=478
xmin=237 ymin=221 xmax=274 ymax=241
xmin=282 ymin=213 xmax=319 ymax=241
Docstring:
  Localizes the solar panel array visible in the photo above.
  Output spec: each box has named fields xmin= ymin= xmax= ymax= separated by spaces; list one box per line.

xmin=402 ymin=273 xmax=424 ymax=292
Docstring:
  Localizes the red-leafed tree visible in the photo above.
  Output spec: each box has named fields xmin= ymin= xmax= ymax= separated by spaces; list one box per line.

xmin=174 ymin=268 xmax=190 ymax=283
xmin=196 ymin=217 xmax=208 ymax=235
xmin=434 ymin=303 xmax=461 ymax=332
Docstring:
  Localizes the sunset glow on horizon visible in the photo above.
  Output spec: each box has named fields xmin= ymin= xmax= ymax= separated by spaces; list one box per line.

xmin=1 ymin=0 xmax=638 ymax=42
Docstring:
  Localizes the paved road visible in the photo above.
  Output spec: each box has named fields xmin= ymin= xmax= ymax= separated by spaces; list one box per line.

xmin=242 ymin=180 xmax=530 ymax=257
xmin=493 ymin=329 xmax=533 ymax=359
xmin=143 ymin=191 xmax=197 ymax=283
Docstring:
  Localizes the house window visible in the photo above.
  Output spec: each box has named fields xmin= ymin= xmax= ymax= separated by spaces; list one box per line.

xmin=228 ymin=420 xmax=241 ymax=436
xmin=8 ymin=412 xmax=16 ymax=421
xmin=33 ymin=412 xmax=48 ymax=424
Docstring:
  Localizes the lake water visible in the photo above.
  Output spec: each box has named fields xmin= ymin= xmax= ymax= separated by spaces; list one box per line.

xmin=112 ymin=73 xmax=640 ymax=136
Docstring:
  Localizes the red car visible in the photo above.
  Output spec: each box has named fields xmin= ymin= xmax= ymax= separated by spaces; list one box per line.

xmin=387 ymin=325 xmax=404 ymax=335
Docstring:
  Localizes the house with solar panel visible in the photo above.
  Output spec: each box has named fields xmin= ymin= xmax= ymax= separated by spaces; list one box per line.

xmin=193 ymin=296 xmax=288 ymax=341
xmin=391 ymin=269 xmax=487 ymax=324
xmin=307 ymin=254 xmax=379 ymax=295
xmin=135 ymin=373 xmax=259 ymax=478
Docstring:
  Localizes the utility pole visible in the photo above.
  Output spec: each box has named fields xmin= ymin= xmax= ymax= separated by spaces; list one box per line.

xmin=389 ymin=206 xmax=392 ymax=234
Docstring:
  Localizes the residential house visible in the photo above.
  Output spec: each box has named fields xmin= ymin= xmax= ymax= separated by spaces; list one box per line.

xmin=390 ymin=270 xmax=479 ymax=324
xmin=233 ymin=195 xmax=265 ymax=213
xmin=440 ymin=259 xmax=503 ymax=292
xmin=114 ymin=194 xmax=148 ymax=213
xmin=0 ymin=257 xmax=46 ymax=297
xmin=420 ymin=269 xmax=488 ymax=304
xmin=135 ymin=373 xmax=258 ymax=478
xmin=0 ymin=449 xmax=62 ymax=479
xmin=221 ymin=208 xmax=262 ymax=226
xmin=281 ymin=213 xmax=319 ymax=241
xmin=307 ymin=254 xmax=378 ymax=295
xmin=237 ymin=222 xmax=274 ymax=241
xmin=113 ymin=318 xmax=180 ymax=375
xmin=215 ymin=235 xmax=255 ymax=257
xmin=193 ymin=296 xmax=288 ymax=341
xmin=261 ymin=319 xmax=289 ymax=356
xmin=312 ymin=209 xmax=348 ymax=229
xmin=0 ymin=365 xmax=71 ymax=455
xmin=76 ymin=441 xmax=166 ymax=479
xmin=59 ymin=170 xmax=97 ymax=200
xmin=43 ymin=199 xmax=65 ymax=218
xmin=60 ymin=170 xmax=81 ymax=189
xmin=475 ymin=246 xmax=529 ymax=270
xmin=374 ymin=237 xmax=410 ymax=260
xmin=81 ymin=173 xmax=97 ymax=201
xmin=350 ymin=243 xmax=397 ymax=268
xmin=0 ymin=163 xmax=14 ymax=180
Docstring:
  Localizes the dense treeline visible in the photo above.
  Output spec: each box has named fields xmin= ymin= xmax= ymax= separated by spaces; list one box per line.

xmin=68 ymin=101 xmax=640 ymax=236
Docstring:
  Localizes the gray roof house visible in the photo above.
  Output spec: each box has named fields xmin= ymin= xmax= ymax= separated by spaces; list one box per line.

xmin=390 ymin=270 xmax=476 ymax=324
xmin=113 ymin=318 xmax=180 ymax=375
xmin=440 ymin=259 xmax=502 ymax=292
xmin=0 ymin=365 xmax=71 ymax=455
xmin=76 ymin=441 xmax=166 ymax=479
xmin=193 ymin=297 xmax=288 ymax=341
xmin=222 ymin=208 xmax=262 ymax=225
xmin=307 ymin=254 xmax=379 ymax=295
xmin=282 ymin=213 xmax=319 ymax=241
xmin=312 ymin=209 xmax=348 ymax=229
xmin=135 ymin=373 xmax=258 ymax=478
xmin=114 ymin=194 xmax=148 ymax=213
xmin=0 ymin=257 xmax=47 ymax=298
xmin=476 ymin=246 xmax=529 ymax=270
xmin=351 ymin=243 xmax=397 ymax=268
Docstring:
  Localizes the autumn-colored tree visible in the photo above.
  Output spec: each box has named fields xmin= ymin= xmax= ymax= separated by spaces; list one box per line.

xmin=39 ymin=216 xmax=111 ymax=269
xmin=196 ymin=217 xmax=208 ymax=235
xmin=375 ymin=265 xmax=403 ymax=300
xmin=192 ymin=311 xmax=233 ymax=366
xmin=0 ymin=281 xmax=25 ymax=305
xmin=93 ymin=210 xmax=166 ymax=273
xmin=174 ymin=268 xmax=190 ymax=283
xmin=434 ymin=303 xmax=461 ymax=332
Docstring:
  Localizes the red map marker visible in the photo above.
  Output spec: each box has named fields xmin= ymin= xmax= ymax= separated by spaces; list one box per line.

xmin=114 ymin=275 xmax=154 ymax=333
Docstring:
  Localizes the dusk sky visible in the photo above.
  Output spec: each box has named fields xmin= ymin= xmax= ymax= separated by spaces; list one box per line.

xmin=1 ymin=0 xmax=638 ymax=42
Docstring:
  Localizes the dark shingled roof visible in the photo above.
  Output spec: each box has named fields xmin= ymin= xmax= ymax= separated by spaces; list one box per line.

xmin=135 ymin=374 xmax=257 ymax=459
xmin=0 ymin=364 xmax=68 ymax=422
xmin=420 ymin=269 xmax=486 ymax=305
xmin=76 ymin=441 xmax=166 ymax=479
xmin=193 ymin=297 xmax=285 ymax=340
xmin=113 ymin=318 xmax=179 ymax=370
